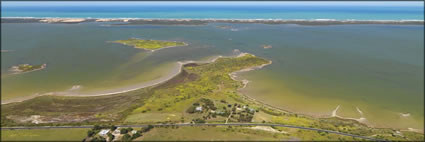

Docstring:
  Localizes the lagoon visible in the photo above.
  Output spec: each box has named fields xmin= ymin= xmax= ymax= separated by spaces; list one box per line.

xmin=1 ymin=21 xmax=423 ymax=131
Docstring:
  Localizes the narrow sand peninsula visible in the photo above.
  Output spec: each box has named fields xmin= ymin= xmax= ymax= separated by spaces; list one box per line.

xmin=1 ymin=53 xmax=251 ymax=104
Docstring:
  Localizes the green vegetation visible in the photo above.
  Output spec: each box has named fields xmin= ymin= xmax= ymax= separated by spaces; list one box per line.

xmin=113 ymin=38 xmax=187 ymax=50
xmin=1 ymin=88 xmax=151 ymax=126
xmin=126 ymin=54 xmax=269 ymax=124
xmin=134 ymin=125 xmax=363 ymax=141
xmin=135 ymin=126 xmax=288 ymax=141
xmin=1 ymin=53 xmax=423 ymax=141
xmin=1 ymin=128 xmax=89 ymax=141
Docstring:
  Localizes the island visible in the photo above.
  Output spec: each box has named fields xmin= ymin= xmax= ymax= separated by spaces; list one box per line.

xmin=9 ymin=63 xmax=47 ymax=74
xmin=113 ymin=38 xmax=188 ymax=51
xmin=216 ymin=25 xmax=233 ymax=29
xmin=262 ymin=45 xmax=272 ymax=49
xmin=1 ymin=54 xmax=423 ymax=141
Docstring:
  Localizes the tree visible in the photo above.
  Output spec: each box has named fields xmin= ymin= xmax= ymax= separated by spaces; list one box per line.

xmin=107 ymin=132 xmax=115 ymax=141
xmin=87 ymin=130 xmax=95 ymax=137
xmin=90 ymin=136 xmax=106 ymax=142
xmin=186 ymin=106 xmax=196 ymax=113
xmin=98 ymin=136 xmax=106 ymax=142
xmin=122 ymin=134 xmax=131 ymax=142
xmin=193 ymin=118 xmax=206 ymax=123
xmin=93 ymin=125 xmax=102 ymax=131
xmin=131 ymin=132 xmax=142 ymax=139
xmin=120 ymin=128 xmax=129 ymax=134
xmin=110 ymin=125 xmax=117 ymax=131
xmin=142 ymin=125 xmax=154 ymax=133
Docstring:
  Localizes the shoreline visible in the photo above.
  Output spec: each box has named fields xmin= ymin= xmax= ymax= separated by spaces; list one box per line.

xmin=0 ymin=54 xmax=236 ymax=105
xmin=2 ymin=17 xmax=424 ymax=25
xmin=227 ymin=58 xmax=423 ymax=133
xmin=1 ymin=52 xmax=422 ymax=134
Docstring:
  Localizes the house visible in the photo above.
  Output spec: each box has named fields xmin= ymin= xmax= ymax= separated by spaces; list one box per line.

xmin=98 ymin=129 xmax=110 ymax=136
xmin=195 ymin=106 xmax=203 ymax=112
xmin=131 ymin=130 xmax=138 ymax=134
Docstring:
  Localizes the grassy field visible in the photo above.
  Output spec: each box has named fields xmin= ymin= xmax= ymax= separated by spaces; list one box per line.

xmin=135 ymin=126 xmax=289 ymax=141
xmin=126 ymin=54 xmax=270 ymax=124
xmin=1 ymin=128 xmax=88 ymax=141
xmin=1 ymin=88 xmax=152 ymax=126
xmin=113 ymin=38 xmax=186 ymax=50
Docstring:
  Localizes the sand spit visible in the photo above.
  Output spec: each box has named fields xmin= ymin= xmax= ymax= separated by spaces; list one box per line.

xmin=1 ymin=52 xmax=259 ymax=104
xmin=2 ymin=17 xmax=424 ymax=25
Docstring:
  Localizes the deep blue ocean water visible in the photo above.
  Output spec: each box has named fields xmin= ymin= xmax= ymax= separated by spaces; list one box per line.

xmin=1 ymin=2 xmax=424 ymax=20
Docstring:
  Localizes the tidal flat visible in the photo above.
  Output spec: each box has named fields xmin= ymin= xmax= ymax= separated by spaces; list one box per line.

xmin=1 ymin=20 xmax=423 ymax=132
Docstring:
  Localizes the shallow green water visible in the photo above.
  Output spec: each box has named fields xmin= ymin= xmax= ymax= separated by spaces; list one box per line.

xmin=1 ymin=22 xmax=423 ymax=130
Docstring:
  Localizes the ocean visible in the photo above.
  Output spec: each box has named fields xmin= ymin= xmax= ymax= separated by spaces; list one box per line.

xmin=1 ymin=2 xmax=424 ymax=20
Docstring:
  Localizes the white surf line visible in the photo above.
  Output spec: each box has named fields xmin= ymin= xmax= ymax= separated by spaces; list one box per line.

xmin=4 ymin=17 xmax=424 ymax=22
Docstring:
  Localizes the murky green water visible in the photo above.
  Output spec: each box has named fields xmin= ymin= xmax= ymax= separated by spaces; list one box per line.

xmin=1 ymin=22 xmax=423 ymax=130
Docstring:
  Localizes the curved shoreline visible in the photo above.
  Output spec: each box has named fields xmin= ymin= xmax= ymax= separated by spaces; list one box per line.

xmin=0 ymin=53 xmax=237 ymax=105
xmin=1 ymin=52 xmax=422 ymax=134
xmin=227 ymin=58 xmax=423 ymax=133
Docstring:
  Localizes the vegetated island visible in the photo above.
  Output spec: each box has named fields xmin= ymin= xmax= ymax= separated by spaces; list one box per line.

xmin=216 ymin=25 xmax=233 ymax=29
xmin=1 ymin=54 xmax=423 ymax=141
xmin=9 ymin=63 xmax=47 ymax=74
xmin=113 ymin=38 xmax=188 ymax=52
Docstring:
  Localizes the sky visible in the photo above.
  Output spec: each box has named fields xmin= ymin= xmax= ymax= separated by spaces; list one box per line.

xmin=2 ymin=1 xmax=424 ymax=7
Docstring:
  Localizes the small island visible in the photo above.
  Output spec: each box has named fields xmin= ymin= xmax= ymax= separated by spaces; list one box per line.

xmin=9 ymin=63 xmax=47 ymax=74
xmin=113 ymin=38 xmax=188 ymax=51
xmin=216 ymin=25 xmax=232 ymax=29
xmin=262 ymin=45 xmax=272 ymax=49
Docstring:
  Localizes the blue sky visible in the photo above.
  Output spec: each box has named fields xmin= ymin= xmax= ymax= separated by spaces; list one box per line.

xmin=2 ymin=1 xmax=424 ymax=7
